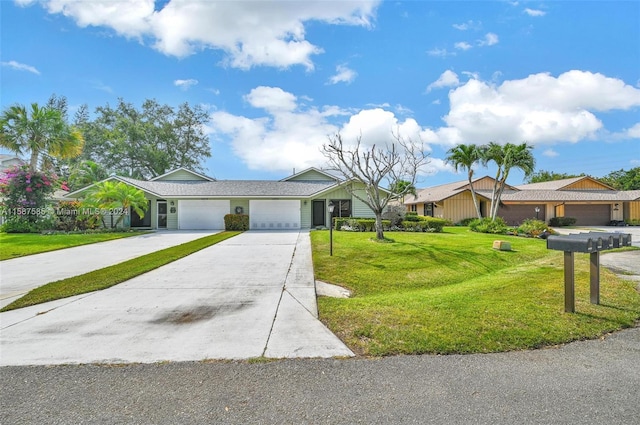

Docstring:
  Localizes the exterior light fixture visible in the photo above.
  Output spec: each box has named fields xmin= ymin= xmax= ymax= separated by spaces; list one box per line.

xmin=535 ymin=206 xmax=540 ymax=220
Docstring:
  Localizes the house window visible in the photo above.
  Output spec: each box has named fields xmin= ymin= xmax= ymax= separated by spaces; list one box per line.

xmin=410 ymin=204 xmax=417 ymax=212
xmin=423 ymin=203 xmax=434 ymax=217
xmin=330 ymin=200 xmax=351 ymax=218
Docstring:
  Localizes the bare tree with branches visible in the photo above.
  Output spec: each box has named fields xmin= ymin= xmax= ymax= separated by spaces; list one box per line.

xmin=322 ymin=131 xmax=430 ymax=240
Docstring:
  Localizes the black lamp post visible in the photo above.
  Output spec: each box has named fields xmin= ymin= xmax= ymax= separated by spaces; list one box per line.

xmin=535 ymin=206 xmax=540 ymax=220
xmin=328 ymin=202 xmax=335 ymax=256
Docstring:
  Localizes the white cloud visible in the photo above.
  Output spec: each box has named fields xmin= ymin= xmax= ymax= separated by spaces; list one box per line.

xmin=27 ymin=0 xmax=379 ymax=70
xmin=210 ymin=87 xmax=436 ymax=173
xmin=328 ymin=65 xmax=357 ymax=85
xmin=524 ymin=8 xmax=546 ymax=17
xmin=452 ymin=20 xmax=481 ymax=31
xmin=427 ymin=48 xmax=456 ymax=57
xmin=244 ymin=86 xmax=298 ymax=113
xmin=478 ymin=32 xmax=499 ymax=46
xmin=1 ymin=60 xmax=40 ymax=75
xmin=454 ymin=41 xmax=472 ymax=51
xmin=212 ymin=71 xmax=640 ymax=174
xmin=427 ymin=70 xmax=460 ymax=92
xmin=174 ymin=78 xmax=198 ymax=90
xmin=439 ymin=70 xmax=640 ymax=146
xmin=543 ymin=149 xmax=559 ymax=158
xmin=625 ymin=123 xmax=640 ymax=138
xmin=91 ymin=81 xmax=113 ymax=93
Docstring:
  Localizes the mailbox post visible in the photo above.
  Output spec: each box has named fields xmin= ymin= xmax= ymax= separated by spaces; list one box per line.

xmin=547 ymin=232 xmax=631 ymax=313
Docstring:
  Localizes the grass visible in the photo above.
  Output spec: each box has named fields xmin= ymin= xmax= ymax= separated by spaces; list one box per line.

xmin=1 ymin=231 xmax=241 ymax=312
xmin=0 ymin=232 xmax=148 ymax=260
xmin=311 ymin=227 xmax=640 ymax=356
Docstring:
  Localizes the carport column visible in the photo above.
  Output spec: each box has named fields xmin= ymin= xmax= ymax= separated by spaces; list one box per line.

xmin=590 ymin=251 xmax=600 ymax=305
xmin=564 ymin=251 xmax=575 ymax=313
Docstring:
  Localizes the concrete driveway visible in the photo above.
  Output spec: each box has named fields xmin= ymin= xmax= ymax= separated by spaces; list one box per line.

xmin=0 ymin=230 xmax=218 ymax=308
xmin=0 ymin=231 xmax=353 ymax=365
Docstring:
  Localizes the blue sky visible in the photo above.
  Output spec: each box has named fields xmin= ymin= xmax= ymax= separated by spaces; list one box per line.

xmin=2 ymin=0 xmax=639 ymax=187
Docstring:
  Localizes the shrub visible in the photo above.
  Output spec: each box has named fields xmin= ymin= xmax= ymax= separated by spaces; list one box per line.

xmin=382 ymin=205 xmax=406 ymax=227
xmin=469 ymin=217 xmax=509 ymax=234
xmin=406 ymin=216 xmax=448 ymax=232
xmin=224 ymin=214 xmax=249 ymax=231
xmin=516 ymin=219 xmax=551 ymax=237
xmin=335 ymin=217 xmax=392 ymax=232
xmin=626 ymin=219 xmax=640 ymax=226
xmin=549 ymin=216 xmax=577 ymax=227
xmin=0 ymin=165 xmax=59 ymax=232
xmin=53 ymin=200 xmax=100 ymax=231
xmin=457 ymin=217 xmax=477 ymax=226
xmin=404 ymin=211 xmax=420 ymax=222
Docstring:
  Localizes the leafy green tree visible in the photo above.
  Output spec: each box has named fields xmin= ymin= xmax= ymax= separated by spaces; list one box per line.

xmin=0 ymin=103 xmax=84 ymax=172
xmin=84 ymin=181 xmax=148 ymax=228
xmin=600 ymin=167 xmax=640 ymax=190
xmin=82 ymin=99 xmax=211 ymax=179
xmin=482 ymin=142 xmax=536 ymax=220
xmin=67 ymin=160 xmax=109 ymax=191
xmin=525 ymin=170 xmax=585 ymax=184
xmin=445 ymin=143 xmax=483 ymax=218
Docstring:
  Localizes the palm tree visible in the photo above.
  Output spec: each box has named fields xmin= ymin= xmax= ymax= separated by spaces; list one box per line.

xmin=85 ymin=181 xmax=148 ymax=228
xmin=482 ymin=142 xmax=536 ymax=220
xmin=445 ymin=144 xmax=483 ymax=218
xmin=390 ymin=179 xmax=417 ymax=203
xmin=0 ymin=103 xmax=84 ymax=172
xmin=68 ymin=160 xmax=109 ymax=191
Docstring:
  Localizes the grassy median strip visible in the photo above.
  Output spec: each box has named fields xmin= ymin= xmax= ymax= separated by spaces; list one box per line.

xmin=0 ymin=232 xmax=150 ymax=260
xmin=1 ymin=231 xmax=241 ymax=312
xmin=312 ymin=227 xmax=640 ymax=356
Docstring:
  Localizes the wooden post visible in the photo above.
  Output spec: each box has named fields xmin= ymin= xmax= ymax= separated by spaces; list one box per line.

xmin=590 ymin=251 xmax=600 ymax=304
xmin=564 ymin=251 xmax=575 ymax=313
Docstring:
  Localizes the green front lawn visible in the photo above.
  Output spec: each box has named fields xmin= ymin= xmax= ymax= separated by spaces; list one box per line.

xmin=0 ymin=232 xmax=147 ymax=260
xmin=1 ymin=231 xmax=241 ymax=312
xmin=311 ymin=227 xmax=640 ymax=356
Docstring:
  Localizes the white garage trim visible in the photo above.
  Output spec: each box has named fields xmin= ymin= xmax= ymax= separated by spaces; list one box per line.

xmin=250 ymin=200 xmax=300 ymax=230
xmin=178 ymin=200 xmax=229 ymax=230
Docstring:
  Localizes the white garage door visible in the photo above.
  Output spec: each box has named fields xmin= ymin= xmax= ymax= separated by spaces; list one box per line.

xmin=250 ymin=200 xmax=300 ymax=230
xmin=179 ymin=200 xmax=229 ymax=229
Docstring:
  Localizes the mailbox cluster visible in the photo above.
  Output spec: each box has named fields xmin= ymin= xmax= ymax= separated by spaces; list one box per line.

xmin=547 ymin=232 xmax=632 ymax=253
xmin=546 ymin=232 xmax=632 ymax=313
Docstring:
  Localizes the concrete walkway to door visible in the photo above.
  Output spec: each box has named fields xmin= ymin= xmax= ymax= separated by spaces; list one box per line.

xmin=0 ymin=231 xmax=353 ymax=365
xmin=0 ymin=231 xmax=218 ymax=309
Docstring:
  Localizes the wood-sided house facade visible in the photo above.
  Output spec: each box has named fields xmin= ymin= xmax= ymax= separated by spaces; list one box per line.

xmin=405 ymin=176 xmax=640 ymax=226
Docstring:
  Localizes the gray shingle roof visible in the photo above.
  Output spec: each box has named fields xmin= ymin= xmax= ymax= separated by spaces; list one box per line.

xmin=118 ymin=177 xmax=336 ymax=198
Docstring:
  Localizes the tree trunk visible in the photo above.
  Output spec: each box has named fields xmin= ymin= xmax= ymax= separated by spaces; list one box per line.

xmin=375 ymin=212 xmax=385 ymax=240
xmin=468 ymin=171 xmax=482 ymax=219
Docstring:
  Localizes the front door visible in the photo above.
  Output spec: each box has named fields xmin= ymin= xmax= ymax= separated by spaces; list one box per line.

xmin=157 ymin=201 xmax=167 ymax=229
xmin=312 ymin=200 xmax=326 ymax=226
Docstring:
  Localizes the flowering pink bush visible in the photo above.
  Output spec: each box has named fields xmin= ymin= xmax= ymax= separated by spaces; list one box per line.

xmin=0 ymin=165 xmax=59 ymax=232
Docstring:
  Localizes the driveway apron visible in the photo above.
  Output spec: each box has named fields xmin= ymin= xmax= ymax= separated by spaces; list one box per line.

xmin=0 ymin=231 xmax=353 ymax=365
xmin=0 ymin=230 xmax=218 ymax=308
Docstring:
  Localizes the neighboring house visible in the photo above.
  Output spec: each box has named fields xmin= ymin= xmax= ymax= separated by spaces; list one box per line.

xmin=0 ymin=154 xmax=25 ymax=171
xmin=66 ymin=167 xmax=383 ymax=230
xmin=405 ymin=176 xmax=640 ymax=226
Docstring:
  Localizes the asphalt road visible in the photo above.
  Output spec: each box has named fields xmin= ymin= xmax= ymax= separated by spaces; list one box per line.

xmin=2 ymin=325 xmax=639 ymax=425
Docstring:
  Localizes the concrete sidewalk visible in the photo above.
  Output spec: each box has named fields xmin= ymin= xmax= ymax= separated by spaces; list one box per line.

xmin=0 ymin=230 xmax=217 ymax=308
xmin=0 ymin=231 xmax=353 ymax=365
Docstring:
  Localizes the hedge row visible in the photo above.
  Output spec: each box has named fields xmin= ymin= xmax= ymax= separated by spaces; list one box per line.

xmin=224 ymin=214 xmax=249 ymax=231
xmin=334 ymin=217 xmax=447 ymax=233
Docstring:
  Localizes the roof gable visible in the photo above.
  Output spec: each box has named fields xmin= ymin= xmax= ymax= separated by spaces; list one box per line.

xmin=516 ymin=176 xmax=615 ymax=191
xmin=150 ymin=168 xmax=214 ymax=182
xmin=280 ymin=167 xmax=339 ymax=182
